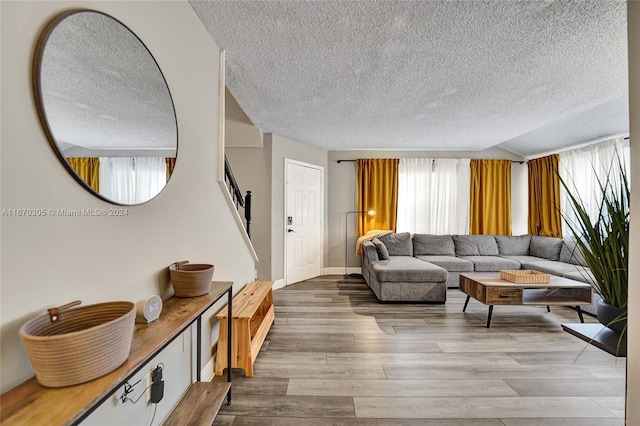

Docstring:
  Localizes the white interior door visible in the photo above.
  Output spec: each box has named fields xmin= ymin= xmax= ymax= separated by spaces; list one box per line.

xmin=285 ymin=160 xmax=323 ymax=285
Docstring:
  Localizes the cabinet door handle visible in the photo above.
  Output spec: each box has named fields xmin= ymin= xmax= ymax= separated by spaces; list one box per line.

xmin=499 ymin=294 xmax=511 ymax=298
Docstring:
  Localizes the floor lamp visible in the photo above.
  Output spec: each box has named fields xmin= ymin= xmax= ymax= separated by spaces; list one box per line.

xmin=345 ymin=209 xmax=376 ymax=277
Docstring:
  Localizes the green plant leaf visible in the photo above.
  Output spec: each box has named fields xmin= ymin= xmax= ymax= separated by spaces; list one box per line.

xmin=557 ymin=152 xmax=629 ymax=334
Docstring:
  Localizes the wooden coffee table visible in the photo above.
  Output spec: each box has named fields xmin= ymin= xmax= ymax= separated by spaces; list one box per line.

xmin=459 ymin=273 xmax=592 ymax=328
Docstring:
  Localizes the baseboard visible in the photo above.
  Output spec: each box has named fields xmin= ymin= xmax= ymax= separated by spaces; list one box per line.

xmin=323 ymin=267 xmax=362 ymax=276
xmin=200 ymin=356 xmax=215 ymax=382
xmin=272 ymin=279 xmax=286 ymax=290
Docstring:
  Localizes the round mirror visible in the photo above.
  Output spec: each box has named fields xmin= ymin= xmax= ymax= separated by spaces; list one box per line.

xmin=34 ymin=10 xmax=177 ymax=205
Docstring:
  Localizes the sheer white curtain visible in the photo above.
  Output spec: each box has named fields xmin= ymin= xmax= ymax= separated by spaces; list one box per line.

xmin=396 ymin=158 xmax=471 ymax=234
xmin=134 ymin=157 xmax=166 ymax=203
xmin=397 ymin=158 xmax=433 ymax=233
xmin=100 ymin=157 xmax=135 ymax=204
xmin=99 ymin=157 xmax=166 ymax=204
xmin=559 ymin=138 xmax=627 ymax=234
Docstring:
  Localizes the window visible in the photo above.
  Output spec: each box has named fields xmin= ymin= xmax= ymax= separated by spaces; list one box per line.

xmin=559 ymin=137 xmax=629 ymax=236
xmin=99 ymin=157 xmax=167 ymax=204
xmin=396 ymin=158 xmax=470 ymax=234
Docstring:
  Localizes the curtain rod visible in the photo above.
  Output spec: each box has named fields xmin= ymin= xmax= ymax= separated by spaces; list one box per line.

xmin=337 ymin=159 xmax=525 ymax=164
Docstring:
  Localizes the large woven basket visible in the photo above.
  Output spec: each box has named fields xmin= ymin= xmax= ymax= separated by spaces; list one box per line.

xmin=19 ymin=300 xmax=135 ymax=388
xmin=169 ymin=261 xmax=214 ymax=297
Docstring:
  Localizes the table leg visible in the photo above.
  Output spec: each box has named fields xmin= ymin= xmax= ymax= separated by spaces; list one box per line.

xmin=576 ymin=306 xmax=584 ymax=323
xmin=463 ymin=295 xmax=470 ymax=312
xmin=196 ymin=317 xmax=201 ymax=381
xmin=486 ymin=305 xmax=494 ymax=328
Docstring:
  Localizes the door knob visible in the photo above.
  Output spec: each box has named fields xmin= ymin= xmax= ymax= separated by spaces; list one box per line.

xmin=288 ymin=229 xmax=295 ymax=233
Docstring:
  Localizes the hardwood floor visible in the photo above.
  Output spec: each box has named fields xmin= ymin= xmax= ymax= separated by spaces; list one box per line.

xmin=215 ymin=275 xmax=626 ymax=425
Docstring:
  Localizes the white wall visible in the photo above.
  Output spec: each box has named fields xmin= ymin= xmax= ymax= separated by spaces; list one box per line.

xmin=626 ymin=1 xmax=639 ymax=422
xmin=83 ymin=331 xmax=193 ymax=425
xmin=327 ymin=148 xmax=527 ymax=271
xmin=225 ymin=88 xmax=263 ymax=148
xmin=270 ymin=134 xmax=329 ymax=282
xmin=226 ymin=142 xmax=273 ymax=279
xmin=226 ymin=134 xmax=328 ymax=283
xmin=0 ymin=0 xmax=255 ymax=421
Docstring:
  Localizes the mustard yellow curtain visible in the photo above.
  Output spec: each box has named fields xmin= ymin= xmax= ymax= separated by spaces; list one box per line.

xmin=166 ymin=158 xmax=176 ymax=182
xmin=470 ymin=159 xmax=512 ymax=235
xmin=357 ymin=158 xmax=399 ymax=236
xmin=527 ymin=154 xmax=562 ymax=237
xmin=67 ymin=158 xmax=100 ymax=192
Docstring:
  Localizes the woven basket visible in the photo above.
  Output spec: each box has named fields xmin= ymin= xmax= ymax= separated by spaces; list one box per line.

xmin=19 ymin=300 xmax=135 ymax=388
xmin=169 ymin=261 xmax=214 ymax=297
xmin=500 ymin=270 xmax=550 ymax=284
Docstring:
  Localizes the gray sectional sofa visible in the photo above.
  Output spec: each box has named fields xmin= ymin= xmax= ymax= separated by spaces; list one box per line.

xmin=361 ymin=233 xmax=599 ymax=313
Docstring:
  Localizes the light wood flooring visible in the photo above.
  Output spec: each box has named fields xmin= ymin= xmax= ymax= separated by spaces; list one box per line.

xmin=215 ymin=275 xmax=626 ymax=425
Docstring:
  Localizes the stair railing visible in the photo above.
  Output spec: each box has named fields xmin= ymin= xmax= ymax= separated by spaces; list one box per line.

xmin=223 ymin=156 xmax=252 ymax=238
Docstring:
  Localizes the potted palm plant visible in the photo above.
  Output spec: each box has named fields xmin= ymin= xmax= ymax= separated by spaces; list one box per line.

xmin=558 ymin=154 xmax=629 ymax=340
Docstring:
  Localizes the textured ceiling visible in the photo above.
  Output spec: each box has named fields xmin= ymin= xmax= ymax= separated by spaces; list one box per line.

xmin=39 ymin=11 xmax=177 ymax=155
xmin=191 ymin=0 xmax=628 ymax=157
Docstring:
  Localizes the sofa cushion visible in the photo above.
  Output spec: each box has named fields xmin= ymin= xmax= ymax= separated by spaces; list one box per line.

xmin=458 ymin=256 xmax=521 ymax=272
xmin=518 ymin=259 xmax=546 ymax=270
xmin=371 ymin=256 xmax=447 ymax=283
xmin=452 ymin=235 xmax=499 ymax=256
xmin=415 ymin=255 xmax=474 ymax=272
xmin=529 ymin=236 xmax=563 ymax=261
xmin=495 ymin=235 xmax=531 ymax=256
xmin=362 ymin=240 xmax=379 ymax=262
xmin=563 ymin=268 xmax=595 ymax=285
xmin=413 ymin=234 xmax=455 ymax=256
xmin=372 ymin=238 xmax=389 ymax=260
xmin=525 ymin=260 xmax=584 ymax=277
xmin=378 ymin=232 xmax=413 ymax=256
xmin=499 ymin=255 xmax=540 ymax=265
xmin=559 ymin=240 xmax=588 ymax=267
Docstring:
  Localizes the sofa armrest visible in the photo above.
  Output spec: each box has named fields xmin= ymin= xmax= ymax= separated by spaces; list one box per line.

xmin=362 ymin=240 xmax=379 ymax=262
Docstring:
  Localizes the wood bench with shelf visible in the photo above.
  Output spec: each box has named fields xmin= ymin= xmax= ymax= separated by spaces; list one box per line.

xmin=214 ymin=280 xmax=274 ymax=377
xmin=0 ymin=282 xmax=233 ymax=426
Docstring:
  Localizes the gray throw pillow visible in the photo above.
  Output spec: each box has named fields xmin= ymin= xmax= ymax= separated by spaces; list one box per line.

xmin=413 ymin=234 xmax=455 ymax=256
xmin=372 ymin=238 xmax=389 ymax=260
xmin=495 ymin=235 xmax=531 ymax=255
xmin=529 ymin=235 xmax=563 ymax=261
xmin=452 ymin=235 xmax=499 ymax=256
xmin=378 ymin=232 xmax=413 ymax=256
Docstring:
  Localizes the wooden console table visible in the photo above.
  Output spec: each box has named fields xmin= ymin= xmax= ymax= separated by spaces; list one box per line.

xmin=0 ymin=281 xmax=233 ymax=426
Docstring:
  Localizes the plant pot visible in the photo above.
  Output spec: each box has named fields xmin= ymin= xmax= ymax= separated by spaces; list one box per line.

xmin=597 ymin=299 xmax=627 ymax=335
